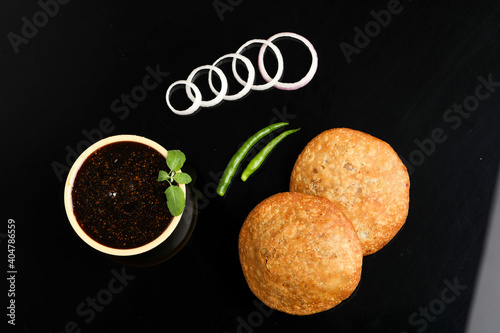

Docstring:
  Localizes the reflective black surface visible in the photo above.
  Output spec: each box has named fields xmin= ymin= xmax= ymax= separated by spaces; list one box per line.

xmin=2 ymin=0 xmax=500 ymax=332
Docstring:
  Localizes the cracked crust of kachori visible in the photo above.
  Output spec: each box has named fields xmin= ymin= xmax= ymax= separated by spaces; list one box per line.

xmin=289 ymin=128 xmax=410 ymax=256
xmin=238 ymin=192 xmax=363 ymax=315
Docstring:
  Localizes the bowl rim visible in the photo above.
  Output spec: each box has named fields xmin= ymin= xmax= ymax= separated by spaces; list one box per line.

xmin=63 ymin=134 xmax=185 ymax=256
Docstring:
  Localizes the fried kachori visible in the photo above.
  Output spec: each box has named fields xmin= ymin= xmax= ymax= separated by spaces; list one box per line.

xmin=290 ymin=128 xmax=410 ymax=255
xmin=238 ymin=192 xmax=363 ymax=315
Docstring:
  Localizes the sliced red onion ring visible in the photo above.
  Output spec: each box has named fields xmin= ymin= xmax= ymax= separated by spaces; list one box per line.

xmin=208 ymin=53 xmax=255 ymax=101
xmin=185 ymin=65 xmax=228 ymax=108
xmin=165 ymin=80 xmax=202 ymax=116
xmin=258 ymin=32 xmax=318 ymax=90
xmin=231 ymin=39 xmax=284 ymax=91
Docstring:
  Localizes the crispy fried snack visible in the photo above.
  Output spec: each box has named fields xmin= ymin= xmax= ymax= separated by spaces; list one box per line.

xmin=239 ymin=192 xmax=362 ymax=315
xmin=290 ymin=128 xmax=410 ymax=255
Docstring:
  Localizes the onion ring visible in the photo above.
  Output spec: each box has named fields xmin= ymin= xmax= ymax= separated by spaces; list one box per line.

xmin=208 ymin=53 xmax=255 ymax=101
xmin=185 ymin=65 xmax=228 ymax=108
xmin=231 ymin=39 xmax=284 ymax=91
xmin=166 ymin=32 xmax=318 ymax=115
xmin=258 ymin=32 xmax=318 ymax=90
xmin=165 ymin=80 xmax=202 ymax=116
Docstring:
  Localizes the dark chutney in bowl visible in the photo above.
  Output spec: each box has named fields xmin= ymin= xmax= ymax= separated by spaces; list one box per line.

xmin=71 ymin=141 xmax=173 ymax=249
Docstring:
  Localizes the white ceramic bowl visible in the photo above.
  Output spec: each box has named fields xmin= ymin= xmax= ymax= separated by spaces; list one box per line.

xmin=64 ymin=134 xmax=185 ymax=256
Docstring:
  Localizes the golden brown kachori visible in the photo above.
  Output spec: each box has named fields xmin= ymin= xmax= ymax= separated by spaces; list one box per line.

xmin=238 ymin=192 xmax=363 ymax=315
xmin=289 ymin=128 xmax=410 ymax=255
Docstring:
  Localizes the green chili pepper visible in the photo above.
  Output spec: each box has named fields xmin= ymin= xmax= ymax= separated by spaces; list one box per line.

xmin=216 ymin=122 xmax=289 ymax=196
xmin=241 ymin=128 xmax=301 ymax=182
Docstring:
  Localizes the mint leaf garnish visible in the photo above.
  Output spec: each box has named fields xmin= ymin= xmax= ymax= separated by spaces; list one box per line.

xmin=157 ymin=170 xmax=169 ymax=182
xmin=165 ymin=186 xmax=185 ymax=217
xmin=174 ymin=173 xmax=192 ymax=184
xmin=157 ymin=150 xmax=191 ymax=216
xmin=166 ymin=150 xmax=186 ymax=172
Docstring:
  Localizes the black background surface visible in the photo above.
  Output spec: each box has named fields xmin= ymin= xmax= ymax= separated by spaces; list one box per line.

xmin=2 ymin=0 xmax=500 ymax=332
